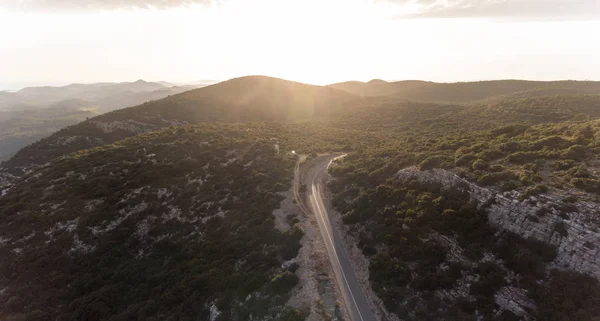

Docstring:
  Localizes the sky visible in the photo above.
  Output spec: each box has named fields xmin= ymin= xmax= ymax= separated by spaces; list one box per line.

xmin=1 ymin=0 xmax=599 ymax=89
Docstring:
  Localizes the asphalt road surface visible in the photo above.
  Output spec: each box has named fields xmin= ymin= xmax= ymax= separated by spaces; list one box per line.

xmin=304 ymin=156 xmax=377 ymax=321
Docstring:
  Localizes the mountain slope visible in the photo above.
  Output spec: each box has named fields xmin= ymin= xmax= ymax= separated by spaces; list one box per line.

xmin=2 ymin=76 xmax=600 ymax=321
xmin=329 ymin=79 xmax=600 ymax=102
xmin=0 ymin=82 xmax=207 ymax=162
xmin=0 ymin=123 xmax=305 ymax=321
xmin=2 ymin=76 xmax=362 ymax=175
xmin=327 ymin=115 xmax=600 ymax=320
xmin=0 ymin=81 xmax=204 ymax=113
xmin=0 ymin=104 xmax=97 ymax=161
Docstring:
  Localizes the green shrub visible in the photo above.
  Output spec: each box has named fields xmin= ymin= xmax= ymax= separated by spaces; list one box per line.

xmin=561 ymin=145 xmax=587 ymax=160
xmin=533 ymin=270 xmax=600 ymax=321
xmin=552 ymin=159 xmax=576 ymax=170
xmin=531 ymin=136 xmax=572 ymax=150
xmin=489 ymin=164 xmax=505 ymax=172
xmin=567 ymin=166 xmax=591 ymax=178
xmin=499 ymin=141 xmax=523 ymax=153
xmin=553 ymin=221 xmax=569 ymax=237
xmin=520 ymin=184 xmax=549 ymax=200
xmin=519 ymin=170 xmax=542 ymax=185
xmin=469 ymin=262 xmax=506 ymax=297
xmin=419 ymin=155 xmax=454 ymax=170
xmin=478 ymin=149 xmax=506 ymax=161
xmin=500 ymin=180 xmax=522 ymax=192
xmin=455 ymin=153 xmax=477 ymax=166
xmin=477 ymin=171 xmax=518 ymax=186
xmin=269 ymin=272 xmax=299 ymax=295
xmin=491 ymin=125 xmax=528 ymax=137
xmin=472 ymin=159 xmax=489 ymax=171
xmin=505 ymin=151 xmax=538 ymax=164
xmin=494 ymin=233 xmax=557 ymax=285
xmin=523 ymin=163 xmax=539 ymax=172
xmin=571 ymin=178 xmax=600 ymax=194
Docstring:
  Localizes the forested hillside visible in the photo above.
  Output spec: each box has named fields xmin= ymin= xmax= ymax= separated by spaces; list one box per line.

xmin=2 ymin=75 xmax=600 ymax=321
xmin=1 ymin=76 xmax=362 ymax=176
xmin=0 ymin=81 xmax=202 ymax=163
xmin=0 ymin=124 xmax=307 ymax=321
xmin=0 ymin=80 xmax=199 ymax=112
xmin=0 ymin=105 xmax=97 ymax=161
xmin=327 ymin=112 xmax=600 ymax=320
xmin=329 ymin=79 xmax=600 ymax=102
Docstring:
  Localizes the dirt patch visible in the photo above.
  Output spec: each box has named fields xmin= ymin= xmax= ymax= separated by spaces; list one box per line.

xmin=273 ymin=190 xmax=295 ymax=232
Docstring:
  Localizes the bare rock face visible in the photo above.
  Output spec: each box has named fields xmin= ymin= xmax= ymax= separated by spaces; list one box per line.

xmin=396 ymin=167 xmax=600 ymax=281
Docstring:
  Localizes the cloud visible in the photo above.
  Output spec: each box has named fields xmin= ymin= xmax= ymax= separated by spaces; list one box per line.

xmin=385 ymin=0 xmax=600 ymax=20
xmin=0 ymin=0 xmax=221 ymax=11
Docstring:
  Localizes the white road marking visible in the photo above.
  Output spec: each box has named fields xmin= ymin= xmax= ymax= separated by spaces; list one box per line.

xmin=310 ymin=162 xmax=366 ymax=321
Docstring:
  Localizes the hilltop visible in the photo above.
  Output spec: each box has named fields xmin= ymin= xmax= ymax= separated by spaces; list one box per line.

xmin=3 ymin=76 xmax=600 ymax=178
xmin=2 ymin=76 xmax=362 ymax=176
xmin=329 ymin=79 xmax=600 ymax=102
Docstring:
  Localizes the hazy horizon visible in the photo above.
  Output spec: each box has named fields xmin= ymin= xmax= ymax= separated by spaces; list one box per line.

xmin=2 ymin=0 xmax=599 ymax=89
xmin=4 ymin=75 xmax=600 ymax=92
xmin=0 ymin=79 xmax=220 ymax=91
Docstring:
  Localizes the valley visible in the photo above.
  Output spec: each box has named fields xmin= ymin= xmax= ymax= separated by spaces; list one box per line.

xmin=0 ymin=81 xmax=207 ymax=162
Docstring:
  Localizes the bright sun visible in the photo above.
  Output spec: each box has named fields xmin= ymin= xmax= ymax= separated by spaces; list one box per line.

xmin=188 ymin=0 xmax=392 ymax=84
xmin=2 ymin=0 xmax=599 ymax=86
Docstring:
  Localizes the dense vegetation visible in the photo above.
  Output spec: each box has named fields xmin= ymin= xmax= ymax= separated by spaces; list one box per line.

xmin=2 ymin=76 xmax=363 ymax=174
xmin=323 ymin=94 xmax=600 ymax=203
xmin=329 ymin=172 xmax=600 ymax=320
xmin=0 ymin=105 xmax=96 ymax=161
xmin=0 ymin=81 xmax=197 ymax=162
xmin=2 ymin=76 xmax=600 ymax=321
xmin=0 ymin=124 xmax=307 ymax=321
xmin=329 ymin=79 xmax=600 ymax=102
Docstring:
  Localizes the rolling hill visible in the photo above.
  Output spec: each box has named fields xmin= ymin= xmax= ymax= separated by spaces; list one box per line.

xmin=0 ymin=104 xmax=97 ymax=161
xmin=329 ymin=79 xmax=600 ymax=102
xmin=0 ymin=81 xmax=208 ymax=162
xmin=0 ymin=80 xmax=203 ymax=113
xmin=0 ymin=124 xmax=306 ymax=321
xmin=2 ymin=75 xmax=600 ymax=320
xmin=2 ymin=76 xmax=363 ymax=176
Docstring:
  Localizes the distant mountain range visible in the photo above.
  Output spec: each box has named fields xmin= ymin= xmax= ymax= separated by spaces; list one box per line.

xmin=4 ymin=76 xmax=600 ymax=177
xmin=3 ymin=76 xmax=600 ymax=166
xmin=0 ymin=80 xmax=211 ymax=161
xmin=0 ymin=80 xmax=207 ymax=113
xmin=1 ymin=76 xmax=361 ymax=170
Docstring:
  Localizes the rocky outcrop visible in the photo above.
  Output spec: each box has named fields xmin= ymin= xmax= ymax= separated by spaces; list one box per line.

xmin=0 ymin=170 xmax=14 ymax=187
xmin=91 ymin=120 xmax=159 ymax=134
xmin=396 ymin=167 xmax=600 ymax=281
xmin=494 ymin=286 xmax=536 ymax=317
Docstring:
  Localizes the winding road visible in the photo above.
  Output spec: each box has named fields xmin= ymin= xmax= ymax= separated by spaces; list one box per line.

xmin=295 ymin=155 xmax=377 ymax=321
